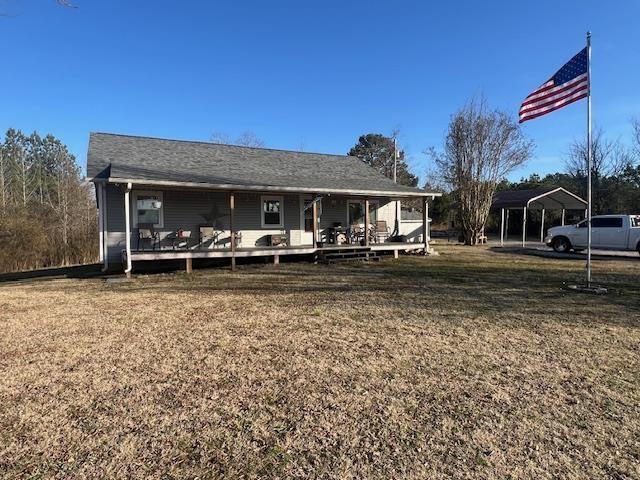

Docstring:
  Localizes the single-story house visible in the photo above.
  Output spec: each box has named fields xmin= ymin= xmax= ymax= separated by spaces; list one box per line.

xmin=87 ymin=133 xmax=439 ymax=274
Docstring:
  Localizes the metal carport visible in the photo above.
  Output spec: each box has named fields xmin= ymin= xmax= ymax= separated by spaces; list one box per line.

xmin=492 ymin=187 xmax=588 ymax=247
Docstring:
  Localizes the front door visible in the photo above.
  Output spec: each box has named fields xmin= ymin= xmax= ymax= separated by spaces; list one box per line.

xmin=347 ymin=200 xmax=378 ymax=227
xmin=300 ymin=196 xmax=315 ymax=245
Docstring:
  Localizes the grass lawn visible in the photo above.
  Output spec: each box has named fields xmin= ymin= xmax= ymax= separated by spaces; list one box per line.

xmin=1 ymin=246 xmax=638 ymax=479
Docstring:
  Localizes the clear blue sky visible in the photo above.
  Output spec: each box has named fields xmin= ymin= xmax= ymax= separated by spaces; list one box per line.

xmin=1 ymin=0 xmax=639 ymax=183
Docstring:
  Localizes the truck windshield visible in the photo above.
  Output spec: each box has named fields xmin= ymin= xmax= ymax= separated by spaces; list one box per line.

xmin=631 ymin=216 xmax=640 ymax=228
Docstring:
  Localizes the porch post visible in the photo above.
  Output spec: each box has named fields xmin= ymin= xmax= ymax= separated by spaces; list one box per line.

xmin=230 ymin=192 xmax=236 ymax=271
xmin=540 ymin=208 xmax=545 ymax=243
xmin=522 ymin=206 xmax=527 ymax=248
xmin=364 ymin=198 xmax=370 ymax=247
xmin=422 ymin=198 xmax=429 ymax=254
xmin=561 ymin=208 xmax=566 ymax=226
xmin=101 ymin=183 xmax=109 ymax=272
xmin=500 ymin=207 xmax=505 ymax=247
xmin=312 ymin=196 xmax=318 ymax=248
xmin=97 ymin=183 xmax=104 ymax=263
xmin=124 ymin=183 xmax=133 ymax=277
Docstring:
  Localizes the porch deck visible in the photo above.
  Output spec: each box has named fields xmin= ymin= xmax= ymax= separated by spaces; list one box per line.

xmin=129 ymin=242 xmax=425 ymax=261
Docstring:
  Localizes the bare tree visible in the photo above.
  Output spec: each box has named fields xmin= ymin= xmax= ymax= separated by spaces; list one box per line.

xmin=564 ymin=128 xmax=632 ymax=214
xmin=234 ymin=131 xmax=265 ymax=148
xmin=429 ymin=98 xmax=533 ymax=245
xmin=210 ymin=131 xmax=265 ymax=148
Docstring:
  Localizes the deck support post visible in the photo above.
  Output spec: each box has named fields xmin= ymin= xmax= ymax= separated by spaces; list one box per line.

xmin=500 ymin=208 xmax=505 ymax=247
xmin=312 ymin=196 xmax=318 ymax=248
xmin=273 ymin=254 xmax=279 ymax=265
xmin=423 ymin=198 xmax=429 ymax=254
xmin=394 ymin=249 xmax=399 ymax=259
xmin=230 ymin=192 xmax=236 ymax=271
xmin=185 ymin=257 xmax=192 ymax=274
xmin=561 ymin=208 xmax=566 ymax=226
xmin=124 ymin=182 xmax=133 ymax=278
xmin=522 ymin=206 xmax=527 ymax=248
xmin=540 ymin=208 xmax=545 ymax=243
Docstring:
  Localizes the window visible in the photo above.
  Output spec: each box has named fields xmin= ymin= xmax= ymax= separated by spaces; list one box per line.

xmin=133 ymin=191 xmax=163 ymax=228
xmin=631 ymin=216 xmax=640 ymax=228
xmin=261 ymin=195 xmax=284 ymax=228
xmin=347 ymin=200 xmax=378 ymax=226
xmin=592 ymin=217 xmax=623 ymax=228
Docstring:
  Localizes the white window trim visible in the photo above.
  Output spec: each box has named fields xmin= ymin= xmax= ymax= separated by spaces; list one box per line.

xmin=132 ymin=190 xmax=164 ymax=228
xmin=261 ymin=195 xmax=284 ymax=229
xmin=347 ymin=199 xmax=378 ymax=226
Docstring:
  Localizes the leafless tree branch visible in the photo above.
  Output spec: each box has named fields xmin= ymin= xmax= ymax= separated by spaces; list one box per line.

xmin=429 ymin=96 xmax=534 ymax=245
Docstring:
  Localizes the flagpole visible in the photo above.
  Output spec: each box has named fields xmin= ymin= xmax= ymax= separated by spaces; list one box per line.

xmin=586 ymin=31 xmax=592 ymax=286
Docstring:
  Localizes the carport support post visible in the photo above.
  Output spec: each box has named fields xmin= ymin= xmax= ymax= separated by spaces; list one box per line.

xmin=561 ymin=209 xmax=566 ymax=226
xmin=505 ymin=209 xmax=509 ymax=240
xmin=540 ymin=208 xmax=545 ymax=243
xmin=230 ymin=192 xmax=236 ymax=271
xmin=522 ymin=206 xmax=527 ymax=248
xmin=500 ymin=208 xmax=505 ymax=247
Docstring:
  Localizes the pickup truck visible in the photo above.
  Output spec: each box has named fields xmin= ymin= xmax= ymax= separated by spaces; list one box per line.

xmin=545 ymin=214 xmax=640 ymax=254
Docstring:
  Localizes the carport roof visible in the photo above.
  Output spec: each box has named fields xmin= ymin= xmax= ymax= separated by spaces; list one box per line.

xmin=492 ymin=187 xmax=587 ymax=210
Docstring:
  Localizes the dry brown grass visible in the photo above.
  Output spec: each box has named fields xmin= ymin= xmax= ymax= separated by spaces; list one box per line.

xmin=0 ymin=245 xmax=639 ymax=479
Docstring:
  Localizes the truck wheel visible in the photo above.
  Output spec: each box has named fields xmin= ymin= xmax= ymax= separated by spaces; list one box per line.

xmin=552 ymin=237 xmax=571 ymax=253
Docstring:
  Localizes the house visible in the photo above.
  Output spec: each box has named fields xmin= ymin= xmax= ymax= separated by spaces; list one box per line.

xmin=87 ymin=133 xmax=439 ymax=274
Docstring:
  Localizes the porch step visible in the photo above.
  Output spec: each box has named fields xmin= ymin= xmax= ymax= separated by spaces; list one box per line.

xmin=317 ymin=248 xmax=381 ymax=264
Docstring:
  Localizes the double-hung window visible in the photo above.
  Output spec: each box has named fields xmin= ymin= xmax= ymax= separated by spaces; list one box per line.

xmin=133 ymin=191 xmax=164 ymax=228
xmin=261 ymin=195 xmax=284 ymax=228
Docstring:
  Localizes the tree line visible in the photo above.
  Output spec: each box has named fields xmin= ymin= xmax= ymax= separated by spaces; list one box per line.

xmin=0 ymin=129 xmax=97 ymax=273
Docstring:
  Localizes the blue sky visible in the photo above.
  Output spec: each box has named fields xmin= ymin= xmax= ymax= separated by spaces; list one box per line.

xmin=1 ymin=0 xmax=639 ymax=183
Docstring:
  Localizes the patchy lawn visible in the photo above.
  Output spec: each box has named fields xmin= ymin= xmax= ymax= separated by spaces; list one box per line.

xmin=0 ymin=246 xmax=638 ymax=479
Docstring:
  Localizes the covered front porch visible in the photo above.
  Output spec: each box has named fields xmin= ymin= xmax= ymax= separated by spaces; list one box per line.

xmin=98 ymin=182 xmax=434 ymax=275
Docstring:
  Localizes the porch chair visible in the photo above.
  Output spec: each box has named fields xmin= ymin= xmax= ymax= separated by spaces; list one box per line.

xmin=374 ymin=220 xmax=390 ymax=243
xmin=172 ymin=229 xmax=192 ymax=250
xmin=137 ymin=223 xmax=159 ymax=251
xmin=198 ymin=225 xmax=220 ymax=250
xmin=348 ymin=225 xmax=364 ymax=245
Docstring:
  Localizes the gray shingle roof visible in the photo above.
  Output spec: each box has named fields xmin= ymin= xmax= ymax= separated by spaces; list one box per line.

xmin=87 ymin=132 xmax=431 ymax=197
xmin=492 ymin=188 xmax=587 ymax=209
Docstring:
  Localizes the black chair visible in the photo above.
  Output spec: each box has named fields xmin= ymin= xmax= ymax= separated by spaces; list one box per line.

xmin=137 ymin=223 xmax=159 ymax=250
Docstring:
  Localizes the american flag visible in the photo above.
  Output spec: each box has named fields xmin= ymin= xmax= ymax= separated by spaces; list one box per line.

xmin=519 ymin=47 xmax=588 ymax=123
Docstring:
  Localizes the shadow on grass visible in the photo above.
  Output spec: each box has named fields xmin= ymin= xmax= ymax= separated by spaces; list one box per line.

xmin=114 ymin=253 xmax=640 ymax=324
xmin=0 ymin=263 xmax=104 ymax=284
xmin=490 ymin=246 xmax=640 ymax=263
